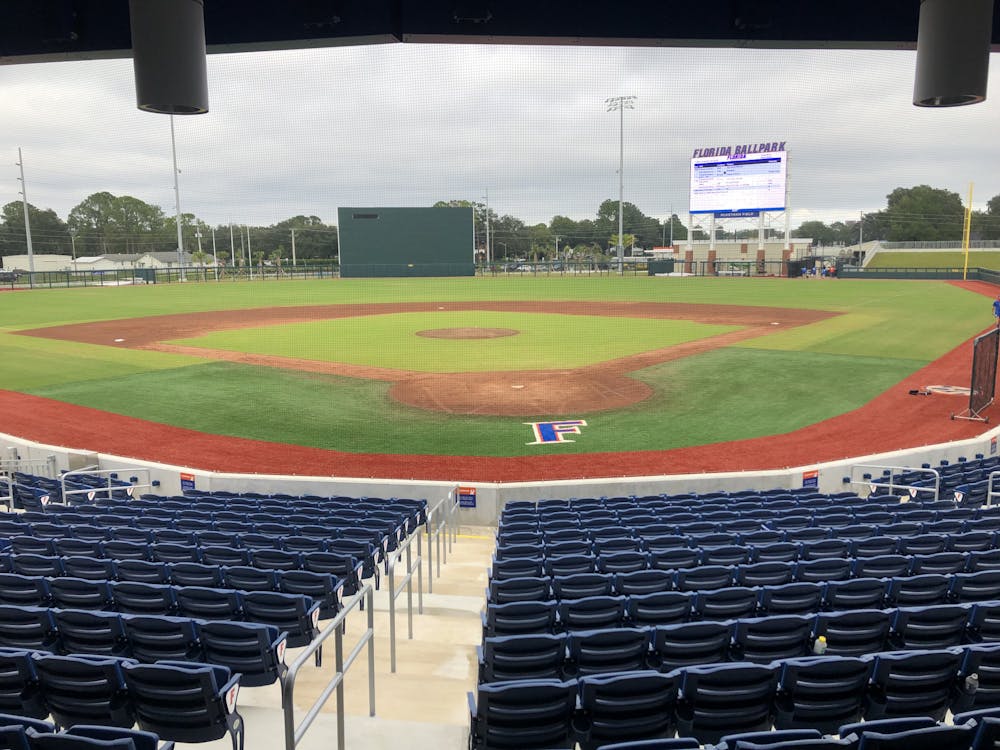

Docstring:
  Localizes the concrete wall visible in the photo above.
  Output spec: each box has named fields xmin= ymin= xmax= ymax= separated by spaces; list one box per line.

xmin=5 ymin=426 xmax=998 ymax=527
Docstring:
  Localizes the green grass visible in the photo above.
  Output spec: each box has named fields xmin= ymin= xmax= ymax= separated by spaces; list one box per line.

xmin=2 ymin=276 xmax=994 ymax=457
xmin=28 ymin=348 xmax=916 ymax=456
xmin=173 ymin=312 xmax=739 ymax=372
xmin=867 ymin=251 xmax=1000 ymax=270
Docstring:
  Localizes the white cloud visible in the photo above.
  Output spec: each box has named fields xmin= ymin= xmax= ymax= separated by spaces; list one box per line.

xmin=2 ymin=44 xmax=998 ymax=230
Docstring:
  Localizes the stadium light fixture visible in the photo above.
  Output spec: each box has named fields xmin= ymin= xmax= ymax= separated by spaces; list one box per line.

xmin=606 ymin=96 xmax=636 ymax=273
xmin=913 ymin=0 xmax=993 ymax=107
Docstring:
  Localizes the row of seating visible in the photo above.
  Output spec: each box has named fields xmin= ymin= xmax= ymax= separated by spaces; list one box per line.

xmin=0 ymin=586 xmax=319 ymax=648
xmin=488 ymin=549 xmax=1000 ymax=591
xmin=588 ymin=713 xmax=1000 ymax=750
xmin=480 ymin=600 xmax=1000 ymax=678
xmin=0 ymin=548 xmax=366 ymax=595
xmin=0 ymin=713 xmax=173 ymax=750
xmin=498 ymin=506 xmax=1000 ymax=541
xmin=497 ymin=498 xmax=976 ymax=534
xmin=0 ymin=514 xmax=399 ymax=549
xmin=487 ymin=580 xmax=1000 ymax=637
xmin=468 ymin=644 xmax=1000 ymax=748
xmin=0 ymin=611 xmax=287 ymax=690
xmin=0 ymin=565 xmax=341 ymax=619
xmin=0 ymin=652 xmax=242 ymax=750
xmin=491 ymin=554 xmax=1000 ymax=600
xmin=490 ymin=557 xmax=1000 ymax=598
xmin=492 ymin=535 xmax=1000 ymax=575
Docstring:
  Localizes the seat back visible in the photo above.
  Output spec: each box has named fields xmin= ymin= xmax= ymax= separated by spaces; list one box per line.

xmin=731 ymin=614 xmax=812 ymax=663
xmin=774 ymin=655 xmax=872 ymax=733
xmin=32 ymin=653 xmax=136 ymax=729
xmin=122 ymin=660 xmax=242 ymax=748
xmin=469 ymin=679 xmax=576 ymax=750
xmin=479 ymin=633 xmax=566 ymax=683
xmin=576 ymin=670 xmax=680 ymax=750
xmin=198 ymin=621 xmax=287 ymax=688
xmin=567 ymin=628 xmax=650 ymax=676
xmin=676 ymin=662 xmax=779 ymax=745
xmin=865 ymin=649 xmax=964 ymax=722
xmin=650 ymin=621 xmax=730 ymax=670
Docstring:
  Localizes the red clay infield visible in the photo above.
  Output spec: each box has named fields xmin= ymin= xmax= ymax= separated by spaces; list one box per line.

xmin=1 ymin=281 xmax=998 ymax=482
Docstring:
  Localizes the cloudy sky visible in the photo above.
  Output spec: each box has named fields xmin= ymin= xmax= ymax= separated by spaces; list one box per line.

xmin=2 ymin=43 xmax=999 ymax=232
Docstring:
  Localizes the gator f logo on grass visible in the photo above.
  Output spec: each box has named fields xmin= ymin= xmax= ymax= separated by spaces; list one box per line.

xmin=525 ymin=420 xmax=588 ymax=445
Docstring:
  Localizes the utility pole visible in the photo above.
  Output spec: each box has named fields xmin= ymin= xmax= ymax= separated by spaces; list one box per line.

xmin=246 ymin=226 xmax=253 ymax=280
xmin=16 ymin=148 xmax=35 ymax=274
xmin=169 ymin=116 xmax=186 ymax=281
xmin=606 ymin=96 xmax=636 ymax=274
xmin=211 ymin=227 xmax=218 ymax=281
xmin=291 ymin=228 xmax=297 ymax=267
xmin=859 ymin=211 xmax=864 ymax=261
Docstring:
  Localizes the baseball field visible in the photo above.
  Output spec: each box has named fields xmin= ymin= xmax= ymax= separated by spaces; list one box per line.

xmin=0 ymin=275 xmax=995 ymax=481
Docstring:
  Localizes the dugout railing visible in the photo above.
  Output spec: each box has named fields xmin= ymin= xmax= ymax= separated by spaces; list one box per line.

xmin=850 ymin=463 xmax=941 ymax=502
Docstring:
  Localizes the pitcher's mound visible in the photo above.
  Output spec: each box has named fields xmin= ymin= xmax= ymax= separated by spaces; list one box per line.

xmin=416 ymin=327 xmax=519 ymax=339
xmin=390 ymin=371 xmax=653 ymax=416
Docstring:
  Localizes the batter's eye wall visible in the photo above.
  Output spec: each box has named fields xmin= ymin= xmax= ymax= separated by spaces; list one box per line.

xmin=337 ymin=207 xmax=474 ymax=278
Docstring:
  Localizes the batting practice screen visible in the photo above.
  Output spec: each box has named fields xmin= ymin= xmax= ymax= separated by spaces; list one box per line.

xmin=969 ymin=327 xmax=1000 ymax=415
xmin=337 ymin=207 xmax=474 ymax=278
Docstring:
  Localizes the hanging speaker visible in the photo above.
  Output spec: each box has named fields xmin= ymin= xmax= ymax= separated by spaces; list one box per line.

xmin=913 ymin=0 xmax=993 ymax=107
xmin=129 ymin=0 xmax=209 ymax=114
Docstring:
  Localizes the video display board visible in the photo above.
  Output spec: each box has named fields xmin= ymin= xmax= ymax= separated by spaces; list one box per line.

xmin=689 ymin=142 xmax=787 ymax=215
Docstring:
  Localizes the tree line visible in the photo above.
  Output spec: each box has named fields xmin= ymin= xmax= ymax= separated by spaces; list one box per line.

xmin=3 ymin=185 xmax=1000 ymax=263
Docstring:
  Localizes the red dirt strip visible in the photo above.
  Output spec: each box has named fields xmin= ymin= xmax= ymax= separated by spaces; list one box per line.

xmin=0 ymin=283 xmax=996 ymax=482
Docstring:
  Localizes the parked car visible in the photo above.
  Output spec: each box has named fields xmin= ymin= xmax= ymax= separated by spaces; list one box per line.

xmin=0 ymin=270 xmax=21 ymax=282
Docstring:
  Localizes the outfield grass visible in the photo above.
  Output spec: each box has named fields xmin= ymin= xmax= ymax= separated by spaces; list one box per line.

xmin=867 ymin=251 xmax=1000 ymax=270
xmin=173 ymin=312 xmax=740 ymax=372
xmin=1 ymin=276 xmax=993 ymax=457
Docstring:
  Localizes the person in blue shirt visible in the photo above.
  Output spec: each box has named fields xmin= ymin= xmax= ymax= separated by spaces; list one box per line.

xmin=993 ymin=295 xmax=1000 ymax=324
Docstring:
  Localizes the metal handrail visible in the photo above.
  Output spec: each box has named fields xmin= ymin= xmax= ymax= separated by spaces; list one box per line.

xmin=386 ymin=528 xmax=423 ymax=673
xmin=424 ymin=491 xmax=461 ymax=593
xmin=850 ymin=464 xmax=940 ymax=502
xmin=282 ymin=582 xmax=376 ymax=750
xmin=0 ymin=456 xmax=57 ymax=479
xmin=59 ymin=467 xmax=152 ymax=504
xmin=986 ymin=471 xmax=1000 ymax=506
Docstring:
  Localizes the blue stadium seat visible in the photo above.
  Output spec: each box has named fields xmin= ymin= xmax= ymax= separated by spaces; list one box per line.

xmin=864 ymin=649 xmax=964 ymax=721
xmin=731 ymin=614 xmax=813 ymax=663
xmin=0 ymin=606 xmax=58 ymax=651
xmin=109 ymin=582 xmax=176 ymax=617
xmin=853 ymin=719 xmax=976 ymax=750
xmin=483 ymin=601 xmax=558 ymax=637
xmin=813 ymin=610 xmax=891 ymax=657
xmin=54 ymin=609 xmax=130 ymax=658
xmin=34 ymin=724 xmax=175 ymax=750
xmin=885 ymin=574 xmax=951 ymax=607
xmin=757 ymin=582 xmax=823 ymax=616
xmin=889 ymin=604 xmax=970 ymax=649
xmin=851 ymin=555 xmax=911 ymax=580
xmin=48 ymin=578 xmax=114 ymax=612
xmin=955 ymin=642 xmax=1000 ymax=712
xmin=823 ymin=579 xmax=887 ymax=611
xmin=543 ymin=555 xmax=595 ymax=578
xmin=122 ymin=660 xmax=244 ymax=750
xmin=0 ymin=573 xmax=49 ymax=608
xmin=168 ymin=562 xmax=223 ymax=588
xmin=909 ymin=552 xmax=969 ymax=576
xmin=113 ymin=560 xmax=170 ymax=585
xmin=735 ymin=561 xmax=795 ymax=587
xmin=549 ymin=573 xmax=613 ymax=600
xmin=556 ymin=595 xmax=626 ymax=631
xmin=691 ymin=587 xmax=758 ymax=621
xmin=0 ymin=648 xmax=48 ymax=718
xmin=614 ymin=570 xmax=672 ymax=597
xmin=649 ymin=621 xmax=731 ymax=670
xmin=468 ymin=678 xmax=576 ymax=750
xmin=773 ymin=655 xmax=872 ymax=733
xmin=198 ymin=621 xmax=288 ymax=688
xmin=122 ymin=615 xmax=202 ymax=664
xmin=674 ymin=566 xmax=733 ymax=592
xmin=566 ymin=628 xmax=650 ymax=676
xmin=478 ymin=633 xmax=567 ymax=683
xmin=675 ymin=662 xmax=779 ymax=744
xmin=33 ymin=653 xmax=136 ymax=729
xmin=575 ymin=670 xmax=680 ymax=750
xmin=625 ymin=592 xmax=691 ymax=627
xmin=951 ymin=571 xmax=1000 ymax=603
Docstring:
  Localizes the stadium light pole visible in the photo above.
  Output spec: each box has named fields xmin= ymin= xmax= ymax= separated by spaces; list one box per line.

xmin=606 ymin=96 xmax=636 ymax=274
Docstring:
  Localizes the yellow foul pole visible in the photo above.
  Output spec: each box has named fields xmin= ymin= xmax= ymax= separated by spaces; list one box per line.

xmin=963 ymin=182 xmax=974 ymax=280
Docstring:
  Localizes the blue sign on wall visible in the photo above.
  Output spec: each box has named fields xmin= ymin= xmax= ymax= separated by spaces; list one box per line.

xmin=458 ymin=487 xmax=477 ymax=508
